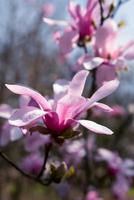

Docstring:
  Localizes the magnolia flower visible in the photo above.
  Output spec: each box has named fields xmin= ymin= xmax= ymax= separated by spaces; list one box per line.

xmin=44 ymin=0 xmax=99 ymax=54
xmin=97 ymin=148 xmax=134 ymax=177
xmin=6 ymin=70 xmax=119 ymax=142
xmin=83 ymin=19 xmax=134 ymax=86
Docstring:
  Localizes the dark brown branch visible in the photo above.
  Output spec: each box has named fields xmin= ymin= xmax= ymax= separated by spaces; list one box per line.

xmin=98 ymin=0 xmax=105 ymax=25
xmin=83 ymin=44 xmax=88 ymax=54
xmin=98 ymin=0 xmax=130 ymax=25
xmin=111 ymin=0 xmax=130 ymax=18
xmin=0 ymin=151 xmax=50 ymax=186
xmin=37 ymin=143 xmax=51 ymax=178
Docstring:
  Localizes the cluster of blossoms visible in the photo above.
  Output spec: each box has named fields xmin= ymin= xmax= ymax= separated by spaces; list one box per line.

xmin=0 ymin=0 xmax=134 ymax=200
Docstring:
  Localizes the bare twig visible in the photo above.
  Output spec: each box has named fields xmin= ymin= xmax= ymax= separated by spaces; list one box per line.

xmin=98 ymin=0 xmax=105 ymax=25
xmin=0 ymin=151 xmax=50 ymax=186
xmin=111 ymin=0 xmax=130 ymax=18
xmin=37 ymin=143 xmax=51 ymax=178
xmin=98 ymin=0 xmax=130 ymax=25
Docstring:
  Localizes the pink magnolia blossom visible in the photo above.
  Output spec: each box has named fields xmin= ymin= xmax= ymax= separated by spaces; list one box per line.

xmin=97 ymin=148 xmax=134 ymax=177
xmin=43 ymin=0 xmax=99 ymax=54
xmin=83 ymin=19 xmax=134 ymax=87
xmin=5 ymin=70 xmax=119 ymax=141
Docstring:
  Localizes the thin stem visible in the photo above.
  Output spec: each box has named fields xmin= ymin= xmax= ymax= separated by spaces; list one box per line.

xmin=111 ymin=0 xmax=130 ymax=18
xmin=98 ymin=0 xmax=130 ymax=24
xmin=98 ymin=0 xmax=104 ymax=25
xmin=83 ymin=44 xmax=88 ymax=54
xmin=90 ymin=69 xmax=97 ymax=97
xmin=37 ymin=143 xmax=51 ymax=178
xmin=0 ymin=151 xmax=50 ymax=186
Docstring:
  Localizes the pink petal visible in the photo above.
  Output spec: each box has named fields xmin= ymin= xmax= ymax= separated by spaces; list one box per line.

xmin=124 ymin=51 xmax=134 ymax=60
xmin=96 ymin=63 xmax=116 ymax=87
xmin=92 ymin=102 xmax=113 ymax=112
xmin=45 ymin=112 xmax=59 ymax=131
xmin=86 ymin=0 xmax=98 ymax=10
xmin=88 ymin=79 xmax=119 ymax=106
xmin=83 ymin=57 xmax=104 ymax=70
xmin=53 ymin=79 xmax=69 ymax=101
xmin=78 ymin=120 xmax=113 ymax=135
xmin=56 ymin=95 xmax=86 ymax=124
xmin=69 ymin=70 xmax=89 ymax=96
xmin=5 ymin=84 xmax=51 ymax=111
xmin=68 ymin=0 xmax=77 ymax=19
xmin=95 ymin=19 xmax=118 ymax=58
xmin=9 ymin=107 xmax=46 ymax=127
xmin=59 ymin=29 xmax=79 ymax=54
xmin=97 ymin=148 xmax=115 ymax=162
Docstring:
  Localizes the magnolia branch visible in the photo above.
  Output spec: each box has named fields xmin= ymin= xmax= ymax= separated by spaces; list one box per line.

xmin=98 ymin=0 xmax=104 ymax=25
xmin=37 ymin=143 xmax=51 ymax=178
xmin=111 ymin=0 xmax=130 ymax=17
xmin=0 ymin=151 xmax=50 ymax=186
xmin=98 ymin=0 xmax=130 ymax=25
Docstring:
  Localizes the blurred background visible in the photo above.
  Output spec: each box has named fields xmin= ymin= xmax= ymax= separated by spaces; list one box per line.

xmin=0 ymin=0 xmax=134 ymax=199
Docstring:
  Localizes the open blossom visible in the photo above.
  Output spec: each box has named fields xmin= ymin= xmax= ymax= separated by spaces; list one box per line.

xmin=44 ymin=0 xmax=99 ymax=54
xmin=83 ymin=19 xmax=134 ymax=86
xmin=5 ymin=70 xmax=119 ymax=142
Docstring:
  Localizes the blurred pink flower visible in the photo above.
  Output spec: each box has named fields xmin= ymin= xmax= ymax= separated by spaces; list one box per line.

xmin=83 ymin=19 xmax=134 ymax=86
xmin=97 ymin=148 xmax=134 ymax=177
xmin=44 ymin=0 xmax=99 ymax=54
xmin=85 ymin=190 xmax=102 ymax=200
